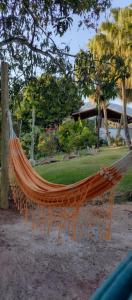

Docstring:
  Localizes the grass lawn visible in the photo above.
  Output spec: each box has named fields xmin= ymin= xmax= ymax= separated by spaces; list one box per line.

xmin=36 ymin=146 xmax=132 ymax=195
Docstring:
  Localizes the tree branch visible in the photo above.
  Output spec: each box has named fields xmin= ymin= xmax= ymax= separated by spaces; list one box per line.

xmin=0 ymin=36 xmax=76 ymax=58
xmin=0 ymin=37 xmax=55 ymax=59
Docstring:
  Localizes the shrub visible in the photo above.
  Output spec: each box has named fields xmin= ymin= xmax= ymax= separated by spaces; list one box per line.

xmin=20 ymin=132 xmax=32 ymax=157
xmin=37 ymin=131 xmax=58 ymax=157
xmin=20 ymin=119 xmax=97 ymax=158
xmin=57 ymin=119 xmax=97 ymax=153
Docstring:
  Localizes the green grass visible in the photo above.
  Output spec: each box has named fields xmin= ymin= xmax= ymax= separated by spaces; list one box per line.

xmin=35 ymin=146 xmax=132 ymax=195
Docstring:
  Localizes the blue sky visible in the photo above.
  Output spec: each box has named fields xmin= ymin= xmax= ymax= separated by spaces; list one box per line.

xmin=55 ymin=0 xmax=131 ymax=106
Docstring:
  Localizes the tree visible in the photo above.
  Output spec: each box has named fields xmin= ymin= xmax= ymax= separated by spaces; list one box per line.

xmin=12 ymin=74 xmax=82 ymax=148
xmin=75 ymin=50 xmax=118 ymax=147
xmin=90 ymin=6 xmax=132 ymax=149
xmin=0 ymin=0 xmax=111 ymax=78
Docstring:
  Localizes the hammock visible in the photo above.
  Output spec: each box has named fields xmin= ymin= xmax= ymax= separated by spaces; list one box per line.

xmin=9 ymin=136 xmax=132 ymax=242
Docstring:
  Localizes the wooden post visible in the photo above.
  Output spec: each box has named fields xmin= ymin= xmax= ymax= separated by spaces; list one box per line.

xmin=0 ymin=62 xmax=9 ymax=209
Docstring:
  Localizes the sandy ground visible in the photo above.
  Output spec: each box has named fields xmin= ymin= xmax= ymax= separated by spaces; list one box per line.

xmin=0 ymin=204 xmax=132 ymax=300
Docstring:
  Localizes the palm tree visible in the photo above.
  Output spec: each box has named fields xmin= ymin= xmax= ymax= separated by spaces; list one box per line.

xmin=89 ymin=87 xmax=111 ymax=146
xmin=88 ymin=37 xmax=115 ymax=146
xmin=93 ymin=6 xmax=132 ymax=149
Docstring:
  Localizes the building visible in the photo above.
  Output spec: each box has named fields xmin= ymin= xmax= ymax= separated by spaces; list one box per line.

xmin=72 ymin=102 xmax=132 ymax=140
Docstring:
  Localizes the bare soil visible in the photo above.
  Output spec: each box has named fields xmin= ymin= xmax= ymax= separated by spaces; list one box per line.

xmin=0 ymin=204 xmax=132 ymax=300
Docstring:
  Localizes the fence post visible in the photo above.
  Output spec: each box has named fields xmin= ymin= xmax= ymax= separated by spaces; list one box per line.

xmin=0 ymin=61 xmax=9 ymax=209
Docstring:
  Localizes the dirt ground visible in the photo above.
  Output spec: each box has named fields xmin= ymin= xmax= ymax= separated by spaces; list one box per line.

xmin=0 ymin=204 xmax=132 ymax=300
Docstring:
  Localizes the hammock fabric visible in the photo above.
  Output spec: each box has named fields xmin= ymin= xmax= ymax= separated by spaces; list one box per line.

xmin=9 ymin=137 xmax=122 ymax=242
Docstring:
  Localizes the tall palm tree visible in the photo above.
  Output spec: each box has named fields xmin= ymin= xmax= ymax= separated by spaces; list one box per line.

xmin=88 ymin=37 xmax=115 ymax=146
xmin=92 ymin=6 xmax=132 ymax=149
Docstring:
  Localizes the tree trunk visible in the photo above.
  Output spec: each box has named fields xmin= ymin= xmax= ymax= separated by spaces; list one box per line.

xmin=30 ymin=106 xmax=35 ymax=161
xmin=96 ymin=101 xmax=101 ymax=149
xmin=0 ymin=62 xmax=9 ymax=209
xmin=0 ymin=111 xmax=1 ymax=166
xmin=116 ymin=114 xmax=123 ymax=139
xmin=122 ymin=79 xmax=132 ymax=150
xmin=102 ymin=103 xmax=111 ymax=146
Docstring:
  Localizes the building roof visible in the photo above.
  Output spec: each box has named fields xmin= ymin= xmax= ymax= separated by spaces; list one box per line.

xmin=72 ymin=102 xmax=132 ymax=123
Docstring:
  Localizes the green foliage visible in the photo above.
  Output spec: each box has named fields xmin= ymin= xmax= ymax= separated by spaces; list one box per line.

xmin=57 ymin=119 xmax=96 ymax=153
xmin=91 ymin=6 xmax=132 ymax=98
xmin=34 ymin=119 xmax=97 ymax=157
xmin=13 ymin=74 xmax=82 ymax=129
xmin=75 ymin=50 xmax=95 ymax=96
xmin=75 ymin=49 xmax=125 ymax=101
xmin=38 ymin=131 xmax=58 ymax=157
xmin=20 ymin=126 xmax=40 ymax=158
xmin=20 ymin=132 xmax=32 ymax=157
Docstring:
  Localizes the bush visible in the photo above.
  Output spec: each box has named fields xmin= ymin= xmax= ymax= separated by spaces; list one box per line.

xmin=37 ymin=131 xmax=58 ymax=157
xmin=57 ymin=119 xmax=97 ymax=153
xmin=20 ymin=119 xmax=97 ymax=158
xmin=99 ymin=138 xmax=108 ymax=147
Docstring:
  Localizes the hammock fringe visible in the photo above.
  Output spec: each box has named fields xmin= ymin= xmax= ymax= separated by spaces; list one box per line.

xmin=10 ymin=183 xmax=114 ymax=242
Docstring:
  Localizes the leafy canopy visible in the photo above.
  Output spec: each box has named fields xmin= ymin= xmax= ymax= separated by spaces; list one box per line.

xmin=13 ymin=74 xmax=82 ymax=128
xmin=0 ymin=0 xmax=111 ymax=77
xmin=75 ymin=50 xmax=123 ymax=102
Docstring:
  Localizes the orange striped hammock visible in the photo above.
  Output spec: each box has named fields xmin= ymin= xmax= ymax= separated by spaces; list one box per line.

xmin=9 ymin=137 xmax=131 ymax=242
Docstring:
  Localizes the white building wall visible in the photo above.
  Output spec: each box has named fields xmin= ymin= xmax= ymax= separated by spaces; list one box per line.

xmin=100 ymin=128 xmax=132 ymax=140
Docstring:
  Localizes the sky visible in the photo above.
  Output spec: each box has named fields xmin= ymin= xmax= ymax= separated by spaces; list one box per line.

xmin=54 ymin=0 xmax=132 ymax=107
